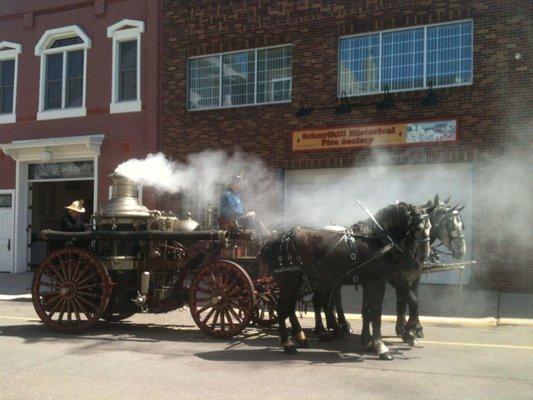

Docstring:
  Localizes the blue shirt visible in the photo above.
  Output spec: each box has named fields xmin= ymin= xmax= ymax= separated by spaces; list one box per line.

xmin=220 ymin=189 xmax=245 ymax=218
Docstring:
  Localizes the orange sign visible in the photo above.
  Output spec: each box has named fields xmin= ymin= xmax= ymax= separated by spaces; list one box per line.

xmin=292 ymin=120 xmax=457 ymax=151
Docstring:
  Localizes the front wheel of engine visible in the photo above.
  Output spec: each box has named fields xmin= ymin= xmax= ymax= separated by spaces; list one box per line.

xmin=189 ymin=260 xmax=256 ymax=339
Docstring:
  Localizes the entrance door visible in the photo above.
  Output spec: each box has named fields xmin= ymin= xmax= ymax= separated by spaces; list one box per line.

xmin=0 ymin=191 xmax=15 ymax=273
xmin=29 ymin=181 xmax=93 ymax=268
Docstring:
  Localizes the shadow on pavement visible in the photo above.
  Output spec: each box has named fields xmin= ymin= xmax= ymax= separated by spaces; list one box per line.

xmin=195 ymin=347 xmax=364 ymax=364
xmin=0 ymin=321 xmax=415 ymax=363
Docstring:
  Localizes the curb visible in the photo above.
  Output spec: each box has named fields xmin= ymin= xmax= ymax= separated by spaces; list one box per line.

xmin=1 ymin=298 xmax=532 ymax=327
xmin=498 ymin=318 xmax=533 ymax=326
xmin=298 ymin=312 xmax=533 ymax=327
xmin=0 ymin=294 xmax=32 ymax=301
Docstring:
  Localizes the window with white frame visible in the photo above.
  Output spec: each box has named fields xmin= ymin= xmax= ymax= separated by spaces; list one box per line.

xmin=35 ymin=26 xmax=91 ymax=121
xmin=339 ymin=20 xmax=473 ymax=96
xmin=107 ymin=19 xmax=144 ymax=114
xmin=188 ymin=45 xmax=292 ymax=110
xmin=0 ymin=42 xmax=21 ymax=124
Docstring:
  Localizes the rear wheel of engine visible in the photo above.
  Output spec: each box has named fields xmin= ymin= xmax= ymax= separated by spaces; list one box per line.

xmin=32 ymin=247 xmax=111 ymax=333
xmin=189 ymin=260 xmax=256 ymax=338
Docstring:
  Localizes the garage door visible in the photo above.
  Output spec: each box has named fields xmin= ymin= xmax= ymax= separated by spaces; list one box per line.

xmin=284 ymin=163 xmax=473 ymax=284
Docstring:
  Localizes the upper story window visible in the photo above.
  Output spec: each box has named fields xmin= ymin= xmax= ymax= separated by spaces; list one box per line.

xmin=188 ymin=45 xmax=292 ymax=110
xmin=0 ymin=41 xmax=21 ymax=124
xmin=35 ymin=25 xmax=91 ymax=121
xmin=339 ymin=20 xmax=473 ymax=96
xmin=107 ymin=19 xmax=144 ymax=114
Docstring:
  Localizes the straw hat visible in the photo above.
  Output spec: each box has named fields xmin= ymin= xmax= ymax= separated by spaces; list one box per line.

xmin=65 ymin=199 xmax=85 ymax=213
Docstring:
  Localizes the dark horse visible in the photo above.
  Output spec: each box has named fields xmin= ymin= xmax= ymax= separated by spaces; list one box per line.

xmin=258 ymin=203 xmax=432 ymax=359
xmin=392 ymin=194 xmax=466 ymax=341
xmin=312 ymin=195 xmax=466 ymax=346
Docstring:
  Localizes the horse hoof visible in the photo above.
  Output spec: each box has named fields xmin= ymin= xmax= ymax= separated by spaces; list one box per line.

xmin=415 ymin=328 xmax=424 ymax=338
xmin=283 ymin=345 xmax=298 ymax=355
xmin=379 ymin=352 xmax=393 ymax=361
xmin=395 ymin=325 xmax=405 ymax=337
xmin=298 ymin=339 xmax=309 ymax=349
xmin=362 ymin=341 xmax=374 ymax=353
xmin=344 ymin=324 xmax=353 ymax=335
xmin=402 ymin=331 xmax=416 ymax=347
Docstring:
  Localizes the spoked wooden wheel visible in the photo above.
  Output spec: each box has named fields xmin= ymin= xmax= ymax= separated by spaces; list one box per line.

xmin=253 ymin=300 xmax=278 ymax=326
xmin=32 ymin=247 xmax=111 ymax=333
xmin=189 ymin=260 xmax=256 ymax=339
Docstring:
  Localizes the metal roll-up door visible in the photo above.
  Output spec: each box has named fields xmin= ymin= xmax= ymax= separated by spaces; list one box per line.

xmin=284 ymin=163 xmax=473 ymax=284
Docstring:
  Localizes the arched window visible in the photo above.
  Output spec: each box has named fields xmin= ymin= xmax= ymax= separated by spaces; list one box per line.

xmin=0 ymin=41 xmax=21 ymax=124
xmin=35 ymin=25 xmax=91 ymax=121
xmin=107 ymin=19 xmax=144 ymax=113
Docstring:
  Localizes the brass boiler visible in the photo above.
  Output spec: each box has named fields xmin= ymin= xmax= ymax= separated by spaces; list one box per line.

xmin=94 ymin=172 xmax=201 ymax=263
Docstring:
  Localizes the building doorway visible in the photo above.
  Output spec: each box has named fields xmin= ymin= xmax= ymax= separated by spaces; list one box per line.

xmin=29 ymin=180 xmax=93 ymax=269
xmin=27 ymin=160 xmax=95 ymax=269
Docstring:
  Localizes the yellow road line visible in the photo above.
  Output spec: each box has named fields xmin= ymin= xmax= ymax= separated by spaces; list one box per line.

xmin=419 ymin=340 xmax=533 ymax=350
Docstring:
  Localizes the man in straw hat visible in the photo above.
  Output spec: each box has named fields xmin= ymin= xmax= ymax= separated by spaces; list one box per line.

xmin=60 ymin=199 xmax=87 ymax=232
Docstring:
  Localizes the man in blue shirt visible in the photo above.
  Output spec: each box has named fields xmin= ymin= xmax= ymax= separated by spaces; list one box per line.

xmin=219 ymin=175 xmax=270 ymax=236
xmin=220 ymin=177 xmax=246 ymax=219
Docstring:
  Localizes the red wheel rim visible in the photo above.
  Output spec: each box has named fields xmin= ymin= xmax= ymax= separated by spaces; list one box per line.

xmin=32 ymin=247 xmax=111 ymax=333
xmin=190 ymin=260 xmax=256 ymax=339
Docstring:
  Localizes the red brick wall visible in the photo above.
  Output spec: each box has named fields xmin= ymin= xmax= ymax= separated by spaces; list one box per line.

xmin=0 ymin=0 xmax=163 ymax=208
xmin=162 ymin=0 xmax=532 ymax=291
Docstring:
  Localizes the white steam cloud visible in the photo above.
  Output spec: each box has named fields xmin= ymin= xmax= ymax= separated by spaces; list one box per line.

xmin=115 ymin=150 xmax=275 ymax=207
xmin=115 ymin=145 xmax=532 ymax=288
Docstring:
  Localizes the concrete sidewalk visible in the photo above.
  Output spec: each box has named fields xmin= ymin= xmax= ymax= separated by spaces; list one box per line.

xmin=0 ymin=272 xmax=33 ymax=300
xmin=1 ymin=271 xmax=532 ymax=321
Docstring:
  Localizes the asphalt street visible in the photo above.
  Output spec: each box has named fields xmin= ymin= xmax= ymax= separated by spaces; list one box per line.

xmin=0 ymin=299 xmax=532 ymax=400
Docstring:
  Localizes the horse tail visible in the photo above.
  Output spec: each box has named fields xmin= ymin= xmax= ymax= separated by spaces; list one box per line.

xmin=256 ymin=238 xmax=279 ymax=278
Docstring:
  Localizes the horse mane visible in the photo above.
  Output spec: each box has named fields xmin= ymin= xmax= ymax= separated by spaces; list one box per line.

xmin=350 ymin=202 xmax=412 ymax=241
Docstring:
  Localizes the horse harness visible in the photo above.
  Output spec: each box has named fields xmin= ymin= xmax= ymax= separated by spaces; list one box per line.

xmin=273 ymin=208 xmax=431 ymax=294
xmin=273 ymin=227 xmax=395 ymax=295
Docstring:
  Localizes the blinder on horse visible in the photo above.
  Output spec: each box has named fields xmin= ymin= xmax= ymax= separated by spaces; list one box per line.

xmin=434 ymin=209 xmax=465 ymax=241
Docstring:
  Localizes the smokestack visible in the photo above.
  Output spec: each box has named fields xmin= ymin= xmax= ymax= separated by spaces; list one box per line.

xmin=99 ymin=173 xmax=150 ymax=219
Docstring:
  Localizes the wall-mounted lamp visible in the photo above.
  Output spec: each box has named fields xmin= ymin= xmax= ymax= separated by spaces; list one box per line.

xmin=421 ymin=81 xmax=439 ymax=107
xmin=295 ymin=95 xmax=314 ymax=118
xmin=377 ymin=86 xmax=394 ymax=110
xmin=335 ymin=91 xmax=353 ymax=115
xmin=40 ymin=148 xmax=53 ymax=163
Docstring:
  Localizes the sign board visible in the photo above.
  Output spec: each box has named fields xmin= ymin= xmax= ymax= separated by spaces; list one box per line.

xmin=28 ymin=161 xmax=94 ymax=180
xmin=292 ymin=120 xmax=457 ymax=151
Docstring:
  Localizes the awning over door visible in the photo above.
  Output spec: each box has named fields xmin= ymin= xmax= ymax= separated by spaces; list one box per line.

xmin=0 ymin=134 xmax=104 ymax=162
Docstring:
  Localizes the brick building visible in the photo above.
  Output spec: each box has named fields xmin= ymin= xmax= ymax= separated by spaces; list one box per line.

xmin=0 ymin=0 xmax=163 ymax=273
xmin=163 ymin=1 xmax=531 ymax=291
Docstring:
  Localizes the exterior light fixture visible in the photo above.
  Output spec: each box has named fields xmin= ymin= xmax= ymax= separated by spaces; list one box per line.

xmin=40 ymin=148 xmax=53 ymax=163
xmin=295 ymin=95 xmax=314 ymax=118
xmin=377 ymin=86 xmax=394 ymax=110
xmin=335 ymin=91 xmax=352 ymax=115
xmin=421 ymin=81 xmax=439 ymax=107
